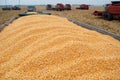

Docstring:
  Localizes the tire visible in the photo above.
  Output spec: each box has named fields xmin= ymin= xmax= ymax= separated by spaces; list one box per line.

xmin=104 ymin=12 xmax=113 ymax=21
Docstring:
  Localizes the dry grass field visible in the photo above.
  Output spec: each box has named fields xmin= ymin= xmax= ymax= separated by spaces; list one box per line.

xmin=0 ymin=8 xmax=25 ymax=25
xmin=1 ymin=6 xmax=120 ymax=36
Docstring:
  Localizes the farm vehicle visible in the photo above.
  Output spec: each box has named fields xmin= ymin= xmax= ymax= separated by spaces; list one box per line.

xmin=93 ymin=1 xmax=120 ymax=20
xmin=76 ymin=4 xmax=89 ymax=10
xmin=46 ymin=4 xmax=52 ymax=10
xmin=46 ymin=3 xmax=71 ymax=11
xmin=55 ymin=3 xmax=64 ymax=11
xmin=12 ymin=6 xmax=21 ymax=10
xmin=2 ymin=5 xmax=11 ymax=10
xmin=2 ymin=5 xmax=21 ymax=10
xmin=65 ymin=4 xmax=71 ymax=10
xmin=27 ymin=6 xmax=36 ymax=12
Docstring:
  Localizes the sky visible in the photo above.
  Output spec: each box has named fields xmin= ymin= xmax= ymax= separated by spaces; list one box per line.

xmin=0 ymin=0 xmax=120 ymax=5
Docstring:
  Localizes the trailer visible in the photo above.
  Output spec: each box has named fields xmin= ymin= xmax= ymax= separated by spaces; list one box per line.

xmin=76 ymin=4 xmax=89 ymax=10
xmin=93 ymin=1 xmax=120 ymax=20
xmin=2 ymin=6 xmax=11 ymax=10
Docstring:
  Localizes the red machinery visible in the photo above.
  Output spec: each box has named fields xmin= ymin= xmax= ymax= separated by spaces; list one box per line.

xmin=65 ymin=4 xmax=71 ymax=10
xmin=46 ymin=3 xmax=72 ymax=11
xmin=76 ymin=4 xmax=89 ymax=10
xmin=93 ymin=1 xmax=120 ymax=20
xmin=55 ymin=3 xmax=64 ymax=11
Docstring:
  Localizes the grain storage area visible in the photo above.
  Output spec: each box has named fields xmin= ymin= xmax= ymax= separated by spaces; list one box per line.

xmin=0 ymin=15 xmax=120 ymax=80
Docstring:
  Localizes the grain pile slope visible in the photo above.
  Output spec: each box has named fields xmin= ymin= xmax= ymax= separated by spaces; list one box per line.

xmin=0 ymin=15 xmax=120 ymax=80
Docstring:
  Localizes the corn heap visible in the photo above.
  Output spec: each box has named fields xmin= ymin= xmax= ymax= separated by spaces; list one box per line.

xmin=0 ymin=15 xmax=120 ymax=80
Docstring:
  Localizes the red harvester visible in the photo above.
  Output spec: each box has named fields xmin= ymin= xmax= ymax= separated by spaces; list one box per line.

xmin=76 ymin=4 xmax=89 ymax=10
xmin=55 ymin=3 xmax=64 ymax=11
xmin=93 ymin=1 xmax=120 ymax=20
xmin=65 ymin=4 xmax=71 ymax=10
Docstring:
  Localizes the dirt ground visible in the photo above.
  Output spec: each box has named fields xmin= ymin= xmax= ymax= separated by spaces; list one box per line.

xmin=0 ymin=6 xmax=120 ymax=36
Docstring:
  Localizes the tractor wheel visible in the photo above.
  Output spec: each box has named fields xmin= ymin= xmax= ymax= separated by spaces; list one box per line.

xmin=104 ymin=12 xmax=113 ymax=21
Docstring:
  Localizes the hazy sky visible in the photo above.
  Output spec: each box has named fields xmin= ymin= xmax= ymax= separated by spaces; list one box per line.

xmin=0 ymin=0 xmax=119 ymax=5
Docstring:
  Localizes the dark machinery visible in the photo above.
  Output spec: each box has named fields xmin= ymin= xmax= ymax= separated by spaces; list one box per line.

xmin=27 ymin=6 xmax=36 ymax=12
xmin=46 ymin=4 xmax=52 ymax=10
xmin=12 ymin=6 xmax=21 ymax=10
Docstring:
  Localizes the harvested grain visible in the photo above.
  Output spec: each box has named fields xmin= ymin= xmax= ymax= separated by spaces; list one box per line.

xmin=0 ymin=15 xmax=120 ymax=80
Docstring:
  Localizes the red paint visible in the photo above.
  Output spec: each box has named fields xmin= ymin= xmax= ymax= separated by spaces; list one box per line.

xmin=93 ymin=1 xmax=120 ymax=20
